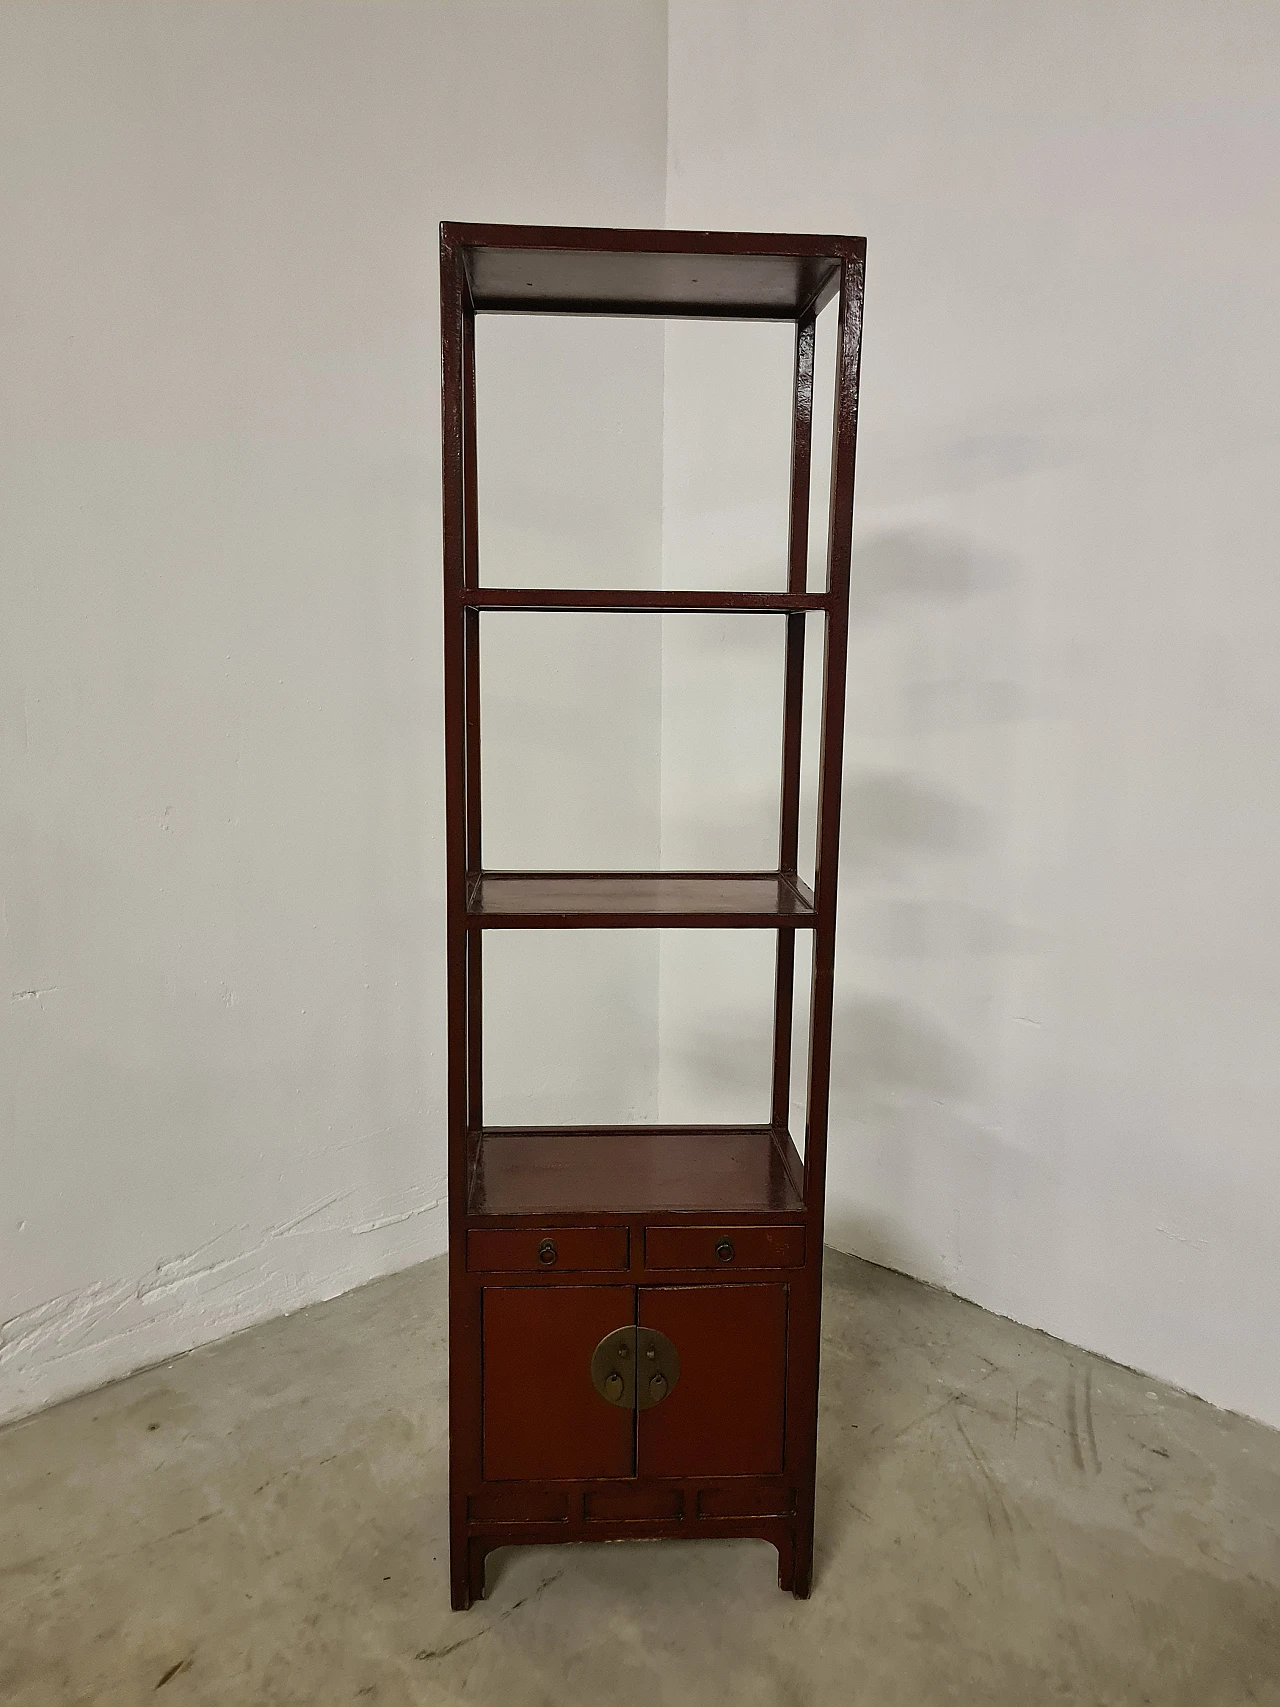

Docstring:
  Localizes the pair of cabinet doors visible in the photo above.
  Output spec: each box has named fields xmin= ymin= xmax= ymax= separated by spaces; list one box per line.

xmin=483 ymin=1282 xmax=788 ymax=1482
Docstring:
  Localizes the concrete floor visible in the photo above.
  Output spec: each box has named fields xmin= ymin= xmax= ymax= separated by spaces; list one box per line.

xmin=1 ymin=1251 xmax=1277 ymax=1706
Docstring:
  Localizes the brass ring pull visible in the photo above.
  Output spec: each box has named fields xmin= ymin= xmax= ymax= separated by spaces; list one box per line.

xmin=591 ymin=1327 xmax=679 ymax=1408
xmin=715 ymin=1237 xmax=735 ymax=1263
xmin=537 ymin=1238 xmax=557 ymax=1266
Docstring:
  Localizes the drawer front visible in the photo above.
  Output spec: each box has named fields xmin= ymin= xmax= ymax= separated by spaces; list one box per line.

xmin=644 ymin=1224 xmax=804 ymax=1271
xmin=467 ymin=1226 xmax=629 ymax=1274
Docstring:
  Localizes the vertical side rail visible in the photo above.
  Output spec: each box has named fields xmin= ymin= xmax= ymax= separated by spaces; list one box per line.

xmin=462 ymin=307 xmax=483 ymax=1153
xmin=804 ymin=251 xmax=864 ymax=1217
xmin=770 ymin=314 xmax=816 ymax=1142
xmin=441 ymin=228 xmax=479 ymax=1612
xmin=791 ymin=248 xmax=865 ymax=1599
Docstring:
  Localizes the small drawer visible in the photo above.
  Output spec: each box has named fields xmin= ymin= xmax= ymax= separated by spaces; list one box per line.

xmin=644 ymin=1224 xmax=804 ymax=1271
xmin=467 ymin=1226 xmax=628 ymax=1274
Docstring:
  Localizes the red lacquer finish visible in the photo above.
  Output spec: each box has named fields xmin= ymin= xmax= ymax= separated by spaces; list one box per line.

xmin=637 ymin=1285 xmax=788 ymax=1478
xmin=643 ymin=1223 xmax=805 ymax=1271
xmin=441 ymin=223 xmax=865 ymax=1609
xmin=482 ymin=1286 xmax=635 ymax=1482
xmin=466 ymin=1225 xmax=629 ymax=1273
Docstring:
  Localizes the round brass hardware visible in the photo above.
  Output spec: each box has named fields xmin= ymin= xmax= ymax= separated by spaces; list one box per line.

xmin=537 ymin=1239 xmax=557 ymax=1266
xmin=715 ymin=1238 xmax=735 ymax=1263
xmin=590 ymin=1331 xmax=635 ymax=1409
xmin=635 ymin=1327 xmax=680 ymax=1410
xmin=590 ymin=1327 xmax=679 ymax=1409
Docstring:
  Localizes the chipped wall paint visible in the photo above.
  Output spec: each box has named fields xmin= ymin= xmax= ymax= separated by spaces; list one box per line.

xmin=0 ymin=2 xmax=668 ymax=1425
xmin=1 ymin=1184 xmax=446 ymax=1422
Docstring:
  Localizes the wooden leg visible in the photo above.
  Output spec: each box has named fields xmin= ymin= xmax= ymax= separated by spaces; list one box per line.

xmin=791 ymin=1522 xmax=814 ymax=1600
xmin=467 ymin=1540 xmax=488 ymax=1605
xmin=775 ymin=1528 xmax=795 ymax=1593
xmin=450 ymin=1535 xmax=472 ymax=1612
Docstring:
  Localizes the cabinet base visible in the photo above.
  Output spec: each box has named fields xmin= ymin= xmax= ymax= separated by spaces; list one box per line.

xmin=450 ymin=1520 xmax=813 ymax=1611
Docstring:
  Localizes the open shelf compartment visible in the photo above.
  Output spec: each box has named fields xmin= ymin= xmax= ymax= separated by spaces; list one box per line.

xmin=467 ymin=871 xmax=816 ymax=930
xmin=467 ymin=1125 xmax=805 ymax=1218
xmin=451 ymin=223 xmax=858 ymax=321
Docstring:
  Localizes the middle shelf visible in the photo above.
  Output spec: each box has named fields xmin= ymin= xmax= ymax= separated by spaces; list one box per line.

xmin=467 ymin=871 xmax=817 ymax=930
xmin=468 ymin=1125 xmax=806 ymax=1217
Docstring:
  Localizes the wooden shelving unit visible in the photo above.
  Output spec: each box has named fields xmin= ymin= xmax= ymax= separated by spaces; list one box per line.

xmin=440 ymin=221 xmax=865 ymax=1609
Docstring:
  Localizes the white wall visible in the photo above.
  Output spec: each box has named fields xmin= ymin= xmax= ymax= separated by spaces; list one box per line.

xmin=663 ymin=0 xmax=1280 ymax=1426
xmin=0 ymin=0 xmax=667 ymax=1423
xmin=6 ymin=0 xmax=1279 ymax=1434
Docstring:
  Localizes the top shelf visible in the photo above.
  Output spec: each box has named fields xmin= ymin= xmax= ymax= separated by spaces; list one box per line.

xmin=446 ymin=222 xmax=863 ymax=321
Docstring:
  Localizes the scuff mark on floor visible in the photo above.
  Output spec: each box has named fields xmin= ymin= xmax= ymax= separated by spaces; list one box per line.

xmin=1067 ymin=1377 xmax=1085 ymax=1472
xmin=1084 ymin=1366 xmax=1102 ymax=1474
xmin=414 ymin=1571 xmax=564 ymax=1663
xmin=154 ymin=1656 xmax=191 ymax=1690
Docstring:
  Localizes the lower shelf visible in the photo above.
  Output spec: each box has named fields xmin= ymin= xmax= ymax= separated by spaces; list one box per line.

xmin=467 ymin=1125 xmax=805 ymax=1216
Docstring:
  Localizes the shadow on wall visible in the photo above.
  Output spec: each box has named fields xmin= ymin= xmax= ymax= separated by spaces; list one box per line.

xmin=848 ymin=524 xmax=1012 ymax=619
xmin=828 ymin=994 xmax=980 ymax=1124
xmin=648 ymin=516 xmax=1043 ymax=1291
xmin=664 ymin=523 xmax=1044 ymax=1286
xmin=840 ymin=769 xmax=986 ymax=874
xmin=819 ymin=523 xmax=1040 ymax=1289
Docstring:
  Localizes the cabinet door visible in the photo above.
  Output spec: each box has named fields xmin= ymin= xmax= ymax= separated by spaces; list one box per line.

xmin=482 ymin=1285 xmax=634 ymax=1481
xmin=637 ymin=1284 xmax=787 ymax=1478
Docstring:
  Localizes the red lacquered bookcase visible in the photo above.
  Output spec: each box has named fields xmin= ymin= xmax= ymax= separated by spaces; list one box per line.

xmin=439 ymin=222 xmax=865 ymax=1608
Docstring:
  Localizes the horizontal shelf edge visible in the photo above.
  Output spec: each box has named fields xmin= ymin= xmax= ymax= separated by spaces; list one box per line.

xmin=466 ymin=871 xmax=817 ymax=929
xmin=470 ymin=302 xmax=808 ymax=323
xmin=478 ymin=1124 xmax=781 ymax=1138
xmin=459 ymin=588 xmax=829 ymax=613
xmin=468 ymin=915 xmax=817 ymax=930
xmin=445 ymin=221 xmax=864 ymax=259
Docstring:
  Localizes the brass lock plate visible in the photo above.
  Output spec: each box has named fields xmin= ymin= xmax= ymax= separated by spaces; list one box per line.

xmin=590 ymin=1326 xmax=680 ymax=1410
xmin=589 ymin=1327 xmax=636 ymax=1410
xmin=635 ymin=1326 xmax=680 ymax=1409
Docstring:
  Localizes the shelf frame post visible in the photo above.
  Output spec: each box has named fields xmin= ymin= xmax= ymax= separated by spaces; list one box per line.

xmin=788 ymin=248 xmax=865 ymax=1595
xmin=442 ymin=227 xmax=484 ymax=1612
xmin=770 ymin=310 xmax=816 ymax=1135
